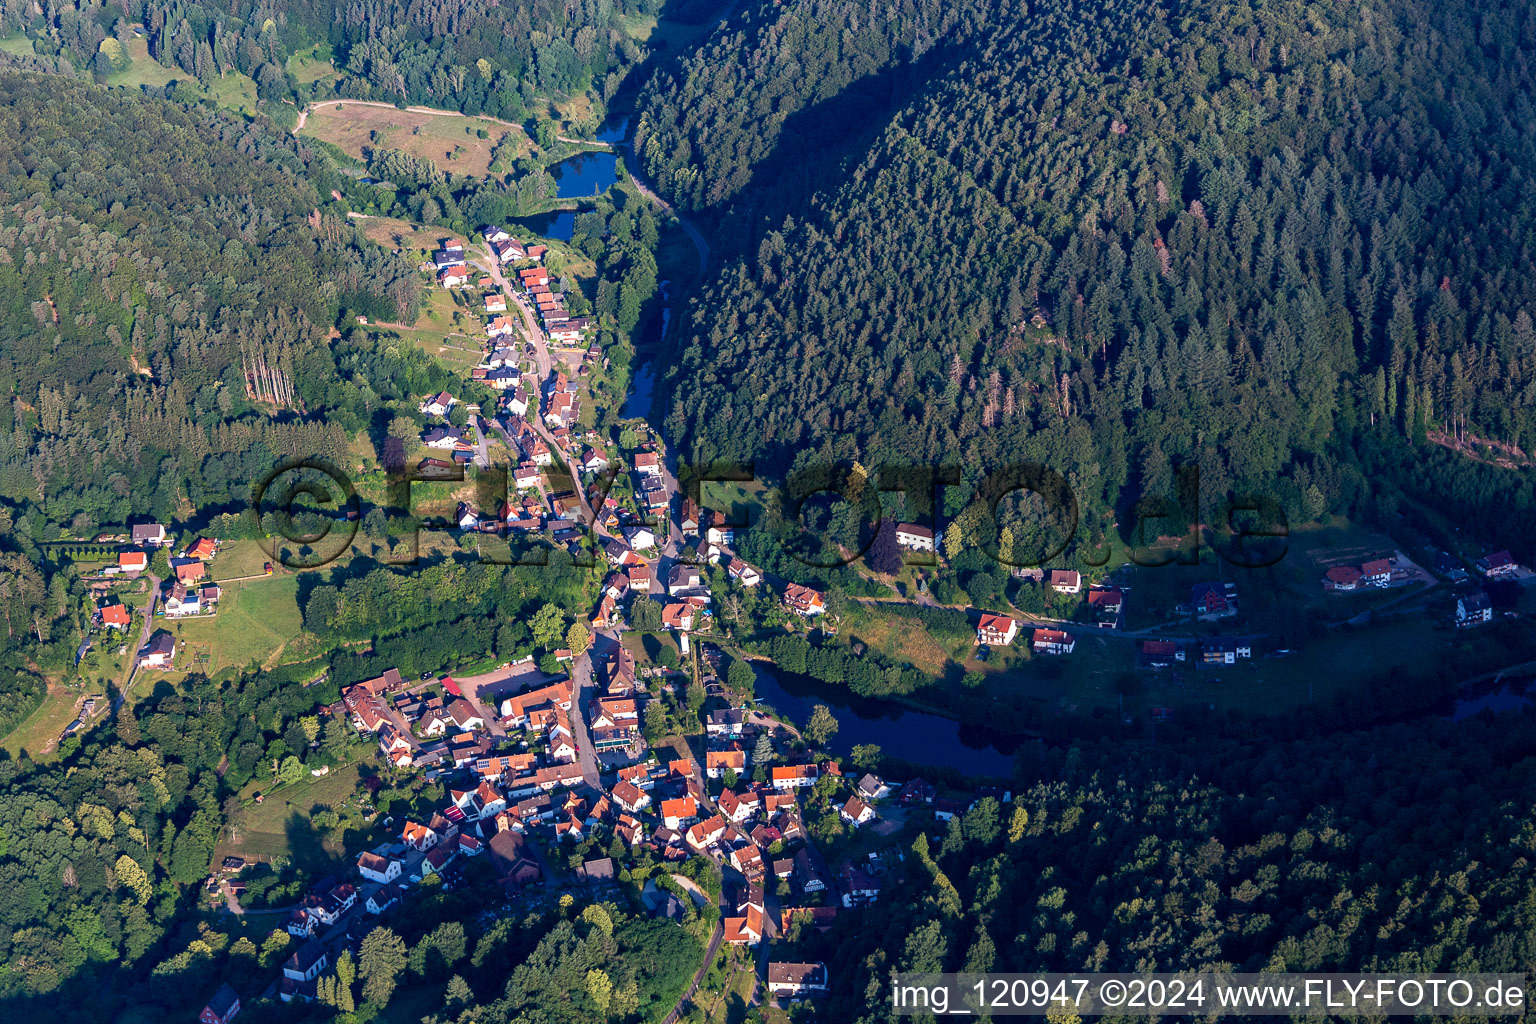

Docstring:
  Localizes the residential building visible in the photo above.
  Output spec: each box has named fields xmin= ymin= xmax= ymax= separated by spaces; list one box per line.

xmin=199 ymin=983 xmax=241 ymax=1024
xmin=1140 ymin=639 xmax=1182 ymax=668
xmin=1086 ymin=586 xmax=1124 ymax=627
xmin=1360 ymin=558 xmax=1393 ymax=585
xmin=1458 ymin=591 xmax=1494 ymax=627
xmin=767 ymin=962 xmax=828 ymax=997
xmin=1188 ymin=581 xmax=1238 ymax=619
xmin=894 ymin=523 xmax=935 ymax=551
xmin=138 ymin=632 xmax=176 ymax=669
xmin=840 ymin=795 xmax=876 ymax=826
xmin=976 ymin=613 xmax=1019 ymax=646
xmin=356 ymin=851 xmax=401 ymax=884
xmin=855 ymin=773 xmax=890 ymax=801
xmin=706 ymin=749 xmax=745 ymax=778
xmin=1032 ymin=628 xmax=1076 ymax=655
xmin=1049 ymin=569 xmax=1082 ymax=593
xmin=1324 ymin=565 xmax=1362 ymax=591
xmin=782 ymin=583 xmax=827 ymax=617
xmin=771 ymin=764 xmax=819 ymax=789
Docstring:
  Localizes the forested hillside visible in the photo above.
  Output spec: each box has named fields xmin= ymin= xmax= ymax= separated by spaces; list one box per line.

xmin=642 ymin=0 xmax=1536 ymax=558
xmin=0 ymin=72 xmax=453 ymax=669
xmin=0 ymin=0 xmax=667 ymax=122
xmin=818 ymin=713 xmax=1536 ymax=1021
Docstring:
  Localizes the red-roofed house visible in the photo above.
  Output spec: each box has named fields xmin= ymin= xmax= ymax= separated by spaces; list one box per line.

xmin=1032 ymin=628 xmax=1076 ymax=655
xmin=976 ymin=613 xmax=1019 ymax=646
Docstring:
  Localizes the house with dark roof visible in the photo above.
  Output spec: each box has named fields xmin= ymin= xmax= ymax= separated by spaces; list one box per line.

xmin=199 ymin=983 xmax=241 ymax=1024
xmin=767 ymin=962 xmax=828 ymax=996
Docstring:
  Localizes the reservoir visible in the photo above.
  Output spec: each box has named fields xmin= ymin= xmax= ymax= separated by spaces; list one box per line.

xmin=516 ymin=210 xmax=575 ymax=241
xmin=750 ymin=663 xmax=1020 ymax=777
xmin=549 ymin=151 xmax=620 ymax=198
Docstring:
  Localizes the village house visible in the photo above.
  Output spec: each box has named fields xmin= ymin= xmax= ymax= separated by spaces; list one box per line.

xmin=280 ymin=940 xmax=328 ymax=1002
xmin=420 ymin=391 xmax=456 ymax=417
xmin=401 ymin=820 xmax=440 ymax=852
xmin=1049 ymin=569 xmax=1082 ymax=594
xmin=131 ymin=523 xmax=168 ymax=546
xmin=1360 ymin=558 xmax=1393 ymax=586
xmin=424 ymin=424 xmax=472 ymax=450
xmin=1200 ymin=639 xmax=1252 ymax=664
xmin=611 ymin=780 xmax=652 ymax=814
xmin=163 ymin=581 xmax=202 ymax=617
xmin=706 ymin=749 xmax=746 ymax=778
xmin=1188 ymin=581 xmax=1239 ymax=619
xmin=437 ymin=265 xmax=471 ymax=288
xmin=856 ymin=773 xmax=890 ymax=801
xmin=840 ymin=795 xmax=877 ymax=826
xmin=486 ymin=315 xmax=517 ymax=338
xmin=1032 ymin=628 xmax=1076 ymax=655
xmin=894 ymin=522 xmax=935 ymax=552
xmin=767 ymin=962 xmax=828 ymax=997
xmin=718 ymin=788 xmax=760 ymax=822
xmin=185 ymin=537 xmax=217 ymax=560
xmin=1140 ymin=639 xmax=1183 ymax=668
xmin=199 ymin=983 xmax=241 ymax=1024
xmin=686 ymin=814 xmax=728 ymax=850
xmin=771 ymin=764 xmax=819 ymax=790
xmin=723 ymin=892 xmax=765 ymax=946
xmin=117 ymin=551 xmax=148 ymax=574
xmin=706 ymin=707 xmax=747 ymax=736
xmin=1480 ymin=550 xmax=1519 ymax=577
xmin=138 ymin=632 xmax=176 ymax=669
xmin=662 ymin=603 xmax=696 ymax=631
xmin=356 ymin=851 xmax=402 ymax=884
xmin=840 ymin=863 xmax=882 ymax=905
xmin=976 ymin=613 xmax=1019 ymax=646
xmin=1324 ymin=565 xmax=1362 ymax=591
xmin=366 ymin=883 xmax=402 ymax=915
xmin=484 ymin=292 xmax=507 ymax=313
xmin=727 ymin=558 xmax=762 ymax=587
xmin=487 ymin=830 xmax=542 ymax=889
xmin=661 ymin=796 xmax=698 ymax=829
xmin=97 ymin=599 xmax=131 ymax=630
xmin=1086 ymin=586 xmax=1124 ymax=627
xmin=782 ymin=583 xmax=827 ymax=617
xmin=1457 ymin=591 xmax=1494 ymax=627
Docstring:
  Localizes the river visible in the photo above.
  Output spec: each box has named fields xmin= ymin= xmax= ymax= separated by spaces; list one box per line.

xmin=750 ymin=663 xmax=1021 ymax=776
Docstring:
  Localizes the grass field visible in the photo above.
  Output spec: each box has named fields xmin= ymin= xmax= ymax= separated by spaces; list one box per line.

xmin=358 ymin=283 xmax=488 ymax=369
xmin=1 ymin=686 xmax=86 ymax=759
xmin=842 ymin=604 xmax=962 ymax=678
xmin=217 ymin=762 xmax=364 ymax=866
xmin=358 ymin=214 xmax=456 ymax=256
xmin=157 ymin=575 xmax=303 ymax=680
xmin=102 ymin=34 xmax=259 ymax=113
xmin=286 ymin=44 xmax=340 ymax=86
xmin=0 ymin=33 xmax=33 ymax=56
xmin=300 ymin=102 xmax=529 ymax=177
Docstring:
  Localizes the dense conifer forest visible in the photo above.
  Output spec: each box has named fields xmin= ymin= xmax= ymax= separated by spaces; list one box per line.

xmin=641 ymin=0 xmax=1536 ymax=560
xmin=0 ymin=0 xmax=670 ymax=120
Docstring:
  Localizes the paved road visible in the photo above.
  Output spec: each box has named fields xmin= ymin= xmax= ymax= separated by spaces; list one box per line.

xmin=662 ymin=889 xmax=728 ymax=1024
xmin=568 ymin=644 xmax=604 ymax=789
